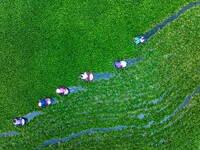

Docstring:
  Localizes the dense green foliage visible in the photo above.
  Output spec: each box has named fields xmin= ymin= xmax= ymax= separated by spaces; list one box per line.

xmin=0 ymin=0 xmax=199 ymax=149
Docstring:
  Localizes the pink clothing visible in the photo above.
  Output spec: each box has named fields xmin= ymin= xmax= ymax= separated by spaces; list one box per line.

xmin=59 ymin=88 xmax=66 ymax=93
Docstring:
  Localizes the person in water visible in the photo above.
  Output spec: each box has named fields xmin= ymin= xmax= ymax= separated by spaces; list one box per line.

xmin=38 ymin=98 xmax=54 ymax=107
xmin=134 ymin=37 xmax=141 ymax=45
xmin=80 ymin=72 xmax=94 ymax=81
xmin=13 ymin=117 xmax=28 ymax=126
xmin=114 ymin=61 xmax=127 ymax=69
xmin=56 ymin=87 xmax=70 ymax=96
xmin=133 ymin=36 xmax=146 ymax=45
xmin=139 ymin=36 xmax=146 ymax=44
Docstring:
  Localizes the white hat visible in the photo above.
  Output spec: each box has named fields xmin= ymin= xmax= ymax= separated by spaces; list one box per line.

xmin=38 ymin=102 xmax=42 ymax=107
xmin=89 ymin=73 xmax=94 ymax=81
xmin=21 ymin=119 xmax=25 ymax=125
xmin=56 ymin=88 xmax=61 ymax=94
xmin=120 ymin=61 xmax=127 ymax=68
xmin=13 ymin=119 xmax=17 ymax=125
xmin=81 ymin=72 xmax=88 ymax=80
xmin=64 ymin=89 xmax=69 ymax=95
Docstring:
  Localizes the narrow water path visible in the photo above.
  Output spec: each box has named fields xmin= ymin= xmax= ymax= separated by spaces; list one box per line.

xmin=93 ymin=73 xmax=115 ymax=81
xmin=161 ymin=86 xmax=200 ymax=123
xmin=144 ymin=1 xmax=200 ymax=39
xmin=0 ymin=132 xmax=19 ymax=137
xmin=36 ymin=85 xmax=199 ymax=148
xmin=36 ymin=126 xmax=127 ymax=149
xmin=23 ymin=111 xmax=44 ymax=122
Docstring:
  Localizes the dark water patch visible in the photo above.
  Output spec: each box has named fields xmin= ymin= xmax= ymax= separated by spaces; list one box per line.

xmin=93 ymin=73 xmax=115 ymax=81
xmin=144 ymin=1 xmax=200 ymax=39
xmin=23 ymin=111 xmax=44 ymax=122
xmin=0 ymin=132 xmax=19 ymax=137
xmin=37 ymin=126 xmax=127 ymax=149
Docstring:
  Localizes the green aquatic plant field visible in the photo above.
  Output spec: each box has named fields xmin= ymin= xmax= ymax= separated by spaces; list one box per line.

xmin=0 ymin=0 xmax=200 ymax=149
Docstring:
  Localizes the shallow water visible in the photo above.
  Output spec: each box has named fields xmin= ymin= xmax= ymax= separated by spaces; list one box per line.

xmin=23 ymin=111 xmax=44 ymax=122
xmin=93 ymin=73 xmax=115 ymax=81
xmin=144 ymin=121 xmax=154 ymax=128
xmin=0 ymin=132 xmax=19 ymax=137
xmin=0 ymin=112 xmax=43 ymax=137
xmin=68 ymin=87 xmax=85 ymax=94
xmin=179 ymin=86 xmax=200 ymax=109
xmin=137 ymin=114 xmax=145 ymax=119
xmin=161 ymin=86 xmax=200 ymax=123
xmin=36 ymin=126 xmax=127 ymax=149
xmin=151 ymin=93 xmax=166 ymax=104
xmin=144 ymin=1 xmax=200 ymax=39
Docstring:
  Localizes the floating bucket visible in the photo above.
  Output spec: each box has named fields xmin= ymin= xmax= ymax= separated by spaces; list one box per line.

xmin=13 ymin=117 xmax=28 ymax=126
xmin=56 ymin=87 xmax=70 ymax=96
xmin=114 ymin=61 xmax=127 ymax=69
xmin=38 ymin=98 xmax=54 ymax=107
xmin=80 ymin=72 xmax=94 ymax=82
